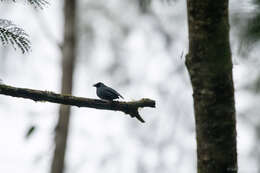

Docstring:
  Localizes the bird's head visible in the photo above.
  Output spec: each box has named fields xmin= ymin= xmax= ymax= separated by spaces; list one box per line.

xmin=93 ymin=82 xmax=105 ymax=88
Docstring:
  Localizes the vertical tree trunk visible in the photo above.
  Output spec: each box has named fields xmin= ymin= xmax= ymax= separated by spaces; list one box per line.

xmin=50 ymin=0 xmax=77 ymax=173
xmin=186 ymin=1 xmax=237 ymax=173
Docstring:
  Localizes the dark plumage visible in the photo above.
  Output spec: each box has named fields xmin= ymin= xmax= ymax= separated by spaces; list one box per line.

xmin=93 ymin=82 xmax=145 ymax=123
xmin=93 ymin=82 xmax=124 ymax=101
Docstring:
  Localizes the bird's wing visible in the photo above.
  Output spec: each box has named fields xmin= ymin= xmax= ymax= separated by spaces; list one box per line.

xmin=102 ymin=88 xmax=117 ymax=99
xmin=105 ymin=87 xmax=124 ymax=99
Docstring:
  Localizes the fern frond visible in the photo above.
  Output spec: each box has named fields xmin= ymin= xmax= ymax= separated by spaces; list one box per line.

xmin=0 ymin=0 xmax=49 ymax=9
xmin=0 ymin=19 xmax=31 ymax=53
xmin=26 ymin=0 xmax=49 ymax=9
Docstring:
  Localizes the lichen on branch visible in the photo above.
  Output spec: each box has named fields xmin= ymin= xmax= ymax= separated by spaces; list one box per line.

xmin=0 ymin=84 xmax=155 ymax=123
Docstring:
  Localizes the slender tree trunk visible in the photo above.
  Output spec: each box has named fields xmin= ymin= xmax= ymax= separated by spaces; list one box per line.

xmin=50 ymin=0 xmax=77 ymax=173
xmin=186 ymin=1 xmax=237 ymax=173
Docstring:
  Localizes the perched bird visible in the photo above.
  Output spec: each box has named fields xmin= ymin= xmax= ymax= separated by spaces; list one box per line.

xmin=93 ymin=82 xmax=124 ymax=101
xmin=93 ymin=82 xmax=145 ymax=123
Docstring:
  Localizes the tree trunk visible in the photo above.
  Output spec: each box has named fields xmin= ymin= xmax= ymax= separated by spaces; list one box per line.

xmin=50 ymin=0 xmax=76 ymax=173
xmin=186 ymin=1 xmax=237 ymax=173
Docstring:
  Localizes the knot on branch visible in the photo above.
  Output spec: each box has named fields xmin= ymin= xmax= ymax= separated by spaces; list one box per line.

xmin=121 ymin=98 xmax=155 ymax=123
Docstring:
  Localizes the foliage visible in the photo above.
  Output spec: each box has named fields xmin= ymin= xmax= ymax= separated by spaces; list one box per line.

xmin=0 ymin=19 xmax=31 ymax=53
xmin=0 ymin=0 xmax=49 ymax=53
xmin=25 ymin=0 xmax=49 ymax=9
xmin=25 ymin=125 xmax=36 ymax=139
xmin=1 ymin=0 xmax=49 ymax=9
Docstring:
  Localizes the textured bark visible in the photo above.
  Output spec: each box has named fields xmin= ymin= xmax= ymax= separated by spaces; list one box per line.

xmin=0 ymin=84 xmax=155 ymax=122
xmin=186 ymin=1 xmax=237 ymax=173
xmin=50 ymin=0 xmax=76 ymax=173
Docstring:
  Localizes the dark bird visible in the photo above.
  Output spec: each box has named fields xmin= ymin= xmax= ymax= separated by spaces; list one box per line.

xmin=93 ymin=82 xmax=124 ymax=101
xmin=93 ymin=82 xmax=145 ymax=123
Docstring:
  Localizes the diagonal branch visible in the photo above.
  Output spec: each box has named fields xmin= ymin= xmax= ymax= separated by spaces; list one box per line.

xmin=0 ymin=84 xmax=156 ymax=123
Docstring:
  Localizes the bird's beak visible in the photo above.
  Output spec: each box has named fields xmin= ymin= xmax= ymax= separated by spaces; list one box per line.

xmin=93 ymin=83 xmax=97 ymax=87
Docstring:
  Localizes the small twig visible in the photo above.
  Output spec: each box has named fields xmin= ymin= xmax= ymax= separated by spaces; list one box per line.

xmin=0 ymin=84 xmax=156 ymax=123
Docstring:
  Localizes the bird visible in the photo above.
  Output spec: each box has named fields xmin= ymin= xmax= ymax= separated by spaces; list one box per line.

xmin=93 ymin=82 xmax=124 ymax=101
xmin=93 ymin=82 xmax=145 ymax=123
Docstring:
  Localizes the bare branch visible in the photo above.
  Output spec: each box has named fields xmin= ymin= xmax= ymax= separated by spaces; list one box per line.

xmin=0 ymin=84 xmax=156 ymax=123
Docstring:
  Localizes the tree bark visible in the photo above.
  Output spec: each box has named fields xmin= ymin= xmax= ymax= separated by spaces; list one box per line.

xmin=186 ymin=1 xmax=237 ymax=173
xmin=50 ymin=0 xmax=76 ymax=173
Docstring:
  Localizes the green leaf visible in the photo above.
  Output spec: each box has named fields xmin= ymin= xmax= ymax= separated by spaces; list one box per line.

xmin=25 ymin=125 xmax=36 ymax=139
